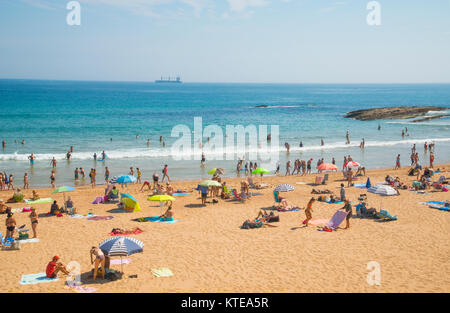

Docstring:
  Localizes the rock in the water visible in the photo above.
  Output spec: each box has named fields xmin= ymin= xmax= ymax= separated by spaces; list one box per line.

xmin=345 ymin=106 xmax=446 ymax=121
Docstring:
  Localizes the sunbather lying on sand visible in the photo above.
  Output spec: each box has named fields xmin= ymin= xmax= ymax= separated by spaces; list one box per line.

xmin=256 ymin=210 xmax=279 ymax=223
xmin=311 ymin=188 xmax=333 ymax=194
xmin=111 ymin=227 xmax=143 ymax=235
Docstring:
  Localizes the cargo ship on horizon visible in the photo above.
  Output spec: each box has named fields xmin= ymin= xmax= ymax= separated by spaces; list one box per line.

xmin=155 ymin=76 xmax=182 ymax=83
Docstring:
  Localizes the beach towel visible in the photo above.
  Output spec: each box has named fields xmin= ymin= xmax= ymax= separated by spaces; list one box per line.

xmin=421 ymin=201 xmax=448 ymax=206
xmin=172 ymin=193 xmax=190 ymax=196
xmin=17 ymin=238 xmax=39 ymax=244
xmin=20 ymin=273 xmax=59 ymax=285
xmin=11 ymin=207 xmax=31 ymax=213
xmin=69 ymin=214 xmax=96 ymax=219
xmin=87 ymin=216 xmax=114 ymax=221
xmin=323 ymin=210 xmax=348 ymax=231
xmin=250 ymin=192 xmax=264 ymax=196
xmin=378 ymin=209 xmax=398 ymax=220
xmin=65 ymin=282 xmax=97 ymax=293
xmin=151 ymin=268 xmax=173 ymax=277
xmin=429 ymin=204 xmax=450 ymax=211
xmin=295 ymin=182 xmax=308 ymax=185
xmin=110 ymin=258 xmax=132 ymax=265
xmin=109 ymin=229 xmax=143 ymax=236
xmin=353 ymin=184 xmax=367 ymax=189
xmin=139 ymin=216 xmax=179 ymax=223
xmin=277 ymin=207 xmax=301 ymax=212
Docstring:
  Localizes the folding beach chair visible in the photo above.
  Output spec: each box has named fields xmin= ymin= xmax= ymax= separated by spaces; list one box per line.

xmin=314 ymin=176 xmax=324 ymax=185
xmin=322 ymin=174 xmax=329 ymax=185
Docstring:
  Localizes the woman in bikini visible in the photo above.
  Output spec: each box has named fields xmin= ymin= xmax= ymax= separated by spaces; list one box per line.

xmin=5 ymin=212 xmax=16 ymax=239
xmin=90 ymin=246 xmax=106 ymax=280
xmin=29 ymin=207 xmax=38 ymax=238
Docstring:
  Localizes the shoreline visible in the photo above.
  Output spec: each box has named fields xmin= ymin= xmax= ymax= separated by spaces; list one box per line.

xmin=0 ymin=162 xmax=450 ymax=195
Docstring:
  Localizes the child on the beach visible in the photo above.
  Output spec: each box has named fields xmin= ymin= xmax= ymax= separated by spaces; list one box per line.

xmin=304 ymin=198 xmax=315 ymax=227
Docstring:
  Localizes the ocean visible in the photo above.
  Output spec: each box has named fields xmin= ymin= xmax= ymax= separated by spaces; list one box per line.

xmin=0 ymin=79 xmax=449 ymax=187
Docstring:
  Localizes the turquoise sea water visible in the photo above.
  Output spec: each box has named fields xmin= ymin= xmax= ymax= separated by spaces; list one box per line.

xmin=0 ymin=80 xmax=449 ymax=187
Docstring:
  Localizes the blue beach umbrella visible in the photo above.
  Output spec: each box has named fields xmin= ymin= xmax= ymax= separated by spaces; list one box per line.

xmin=116 ymin=175 xmax=136 ymax=184
xmin=120 ymin=193 xmax=136 ymax=201
xmin=365 ymin=178 xmax=372 ymax=189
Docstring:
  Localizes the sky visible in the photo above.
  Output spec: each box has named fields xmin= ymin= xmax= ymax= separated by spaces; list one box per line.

xmin=0 ymin=0 xmax=449 ymax=83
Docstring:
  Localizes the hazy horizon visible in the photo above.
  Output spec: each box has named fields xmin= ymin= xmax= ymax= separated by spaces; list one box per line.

xmin=1 ymin=0 xmax=450 ymax=83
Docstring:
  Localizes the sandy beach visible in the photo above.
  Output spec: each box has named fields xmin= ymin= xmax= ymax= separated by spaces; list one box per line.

xmin=0 ymin=164 xmax=449 ymax=293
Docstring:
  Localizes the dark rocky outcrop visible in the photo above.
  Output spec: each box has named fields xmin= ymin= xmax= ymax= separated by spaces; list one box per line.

xmin=345 ymin=106 xmax=446 ymax=121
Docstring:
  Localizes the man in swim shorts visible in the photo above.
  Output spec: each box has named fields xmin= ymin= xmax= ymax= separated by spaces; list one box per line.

xmin=152 ymin=173 xmax=159 ymax=189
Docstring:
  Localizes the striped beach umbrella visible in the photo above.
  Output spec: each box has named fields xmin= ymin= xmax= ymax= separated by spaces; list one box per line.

xmin=99 ymin=236 xmax=144 ymax=272
xmin=274 ymin=184 xmax=294 ymax=192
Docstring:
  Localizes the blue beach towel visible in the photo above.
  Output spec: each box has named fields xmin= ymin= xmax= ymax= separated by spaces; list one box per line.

xmin=20 ymin=273 xmax=59 ymax=285
xmin=172 ymin=193 xmax=190 ymax=196
xmin=145 ymin=216 xmax=179 ymax=223
xmin=353 ymin=184 xmax=367 ymax=189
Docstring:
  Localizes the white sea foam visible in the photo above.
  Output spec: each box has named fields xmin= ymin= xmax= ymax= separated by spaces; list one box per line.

xmin=1 ymin=137 xmax=449 ymax=162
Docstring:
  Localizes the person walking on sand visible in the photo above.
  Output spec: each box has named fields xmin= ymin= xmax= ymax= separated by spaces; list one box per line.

xmin=395 ymin=154 xmax=401 ymax=170
xmin=91 ymin=169 xmax=96 ymax=188
xmin=29 ymin=207 xmax=38 ymax=238
xmin=285 ymin=160 xmax=291 ymax=176
xmin=162 ymin=165 xmax=170 ymax=183
xmin=23 ymin=173 xmax=29 ymax=189
xmin=342 ymin=200 xmax=352 ymax=229
xmin=304 ymin=198 xmax=315 ymax=227
xmin=90 ymin=246 xmax=105 ymax=280
xmin=340 ymin=183 xmax=346 ymax=201
xmin=104 ymin=167 xmax=110 ymax=183
xmin=136 ymin=168 xmax=142 ymax=184
xmin=430 ymin=151 xmax=435 ymax=168
xmin=347 ymin=168 xmax=353 ymax=187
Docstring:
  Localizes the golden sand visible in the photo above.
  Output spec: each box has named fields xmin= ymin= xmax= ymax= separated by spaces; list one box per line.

xmin=0 ymin=165 xmax=449 ymax=293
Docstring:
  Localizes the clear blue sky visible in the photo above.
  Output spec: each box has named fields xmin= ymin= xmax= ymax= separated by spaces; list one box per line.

xmin=0 ymin=0 xmax=449 ymax=83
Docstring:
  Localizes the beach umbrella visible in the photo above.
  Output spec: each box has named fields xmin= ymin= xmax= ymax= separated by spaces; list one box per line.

xmin=252 ymin=168 xmax=270 ymax=182
xmin=317 ymin=163 xmax=338 ymax=171
xmin=200 ymin=180 xmax=222 ymax=187
xmin=208 ymin=168 xmax=225 ymax=175
xmin=345 ymin=161 xmax=361 ymax=168
xmin=274 ymin=184 xmax=294 ymax=193
xmin=368 ymin=185 xmax=397 ymax=196
xmin=252 ymin=168 xmax=270 ymax=175
xmin=120 ymin=194 xmax=140 ymax=212
xmin=116 ymin=175 xmax=136 ymax=187
xmin=52 ymin=186 xmax=76 ymax=208
xmin=99 ymin=236 xmax=144 ymax=272
xmin=147 ymin=195 xmax=176 ymax=202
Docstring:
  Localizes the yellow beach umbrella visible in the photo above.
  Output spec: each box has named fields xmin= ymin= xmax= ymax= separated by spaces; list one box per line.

xmin=147 ymin=195 xmax=176 ymax=202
